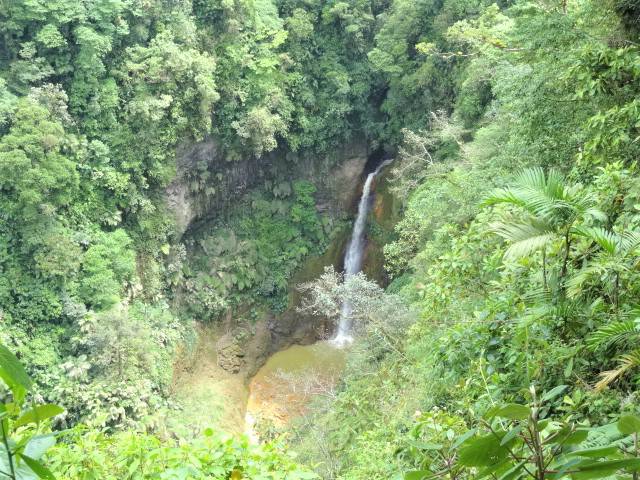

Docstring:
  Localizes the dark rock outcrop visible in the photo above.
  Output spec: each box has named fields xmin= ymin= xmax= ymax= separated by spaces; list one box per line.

xmin=165 ymin=137 xmax=368 ymax=237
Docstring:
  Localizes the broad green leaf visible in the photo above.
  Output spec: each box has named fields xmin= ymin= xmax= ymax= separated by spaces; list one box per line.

xmin=549 ymin=458 xmax=585 ymax=479
xmin=18 ymin=454 xmax=55 ymax=480
xmin=567 ymin=445 xmax=618 ymax=458
xmin=564 ymin=358 xmax=574 ymax=378
xmin=477 ymin=459 xmax=513 ymax=480
xmin=498 ymin=461 xmax=526 ymax=480
xmin=572 ymin=458 xmax=640 ymax=480
xmin=458 ymin=434 xmax=511 ymax=467
xmin=452 ymin=428 xmax=477 ymax=449
xmin=412 ymin=442 xmax=443 ymax=451
xmin=404 ymin=471 xmax=431 ymax=480
xmin=0 ymin=344 xmax=32 ymax=399
xmin=560 ymin=428 xmax=589 ymax=445
xmin=15 ymin=405 xmax=64 ymax=428
xmin=488 ymin=404 xmax=531 ymax=420
xmin=0 ymin=444 xmax=11 ymax=476
xmin=128 ymin=459 xmax=140 ymax=475
xmin=541 ymin=385 xmax=568 ymax=403
xmin=537 ymin=419 xmax=550 ymax=431
xmin=483 ymin=405 xmax=501 ymax=419
xmin=500 ymin=426 xmax=522 ymax=446
xmin=24 ymin=434 xmax=56 ymax=460
xmin=617 ymin=414 xmax=640 ymax=435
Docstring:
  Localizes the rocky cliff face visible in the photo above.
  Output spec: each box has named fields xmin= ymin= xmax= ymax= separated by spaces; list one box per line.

xmin=166 ymin=137 xmax=370 ymax=381
xmin=165 ymin=137 xmax=368 ymax=237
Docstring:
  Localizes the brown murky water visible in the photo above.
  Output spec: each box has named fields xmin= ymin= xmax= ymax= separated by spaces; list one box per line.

xmin=245 ymin=341 xmax=346 ymax=440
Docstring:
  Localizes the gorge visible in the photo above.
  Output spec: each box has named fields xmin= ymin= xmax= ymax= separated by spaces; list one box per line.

xmin=3 ymin=0 xmax=640 ymax=478
xmin=244 ymin=156 xmax=394 ymax=438
xmin=333 ymin=158 xmax=393 ymax=345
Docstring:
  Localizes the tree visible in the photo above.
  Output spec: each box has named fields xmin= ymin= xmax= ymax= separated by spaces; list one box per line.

xmin=298 ymin=266 xmax=414 ymax=354
xmin=231 ymin=106 xmax=288 ymax=158
xmin=568 ymin=227 xmax=640 ymax=308
xmin=77 ymin=304 xmax=152 ymax=381
xmin=389 ymin=111 xmax=465 ymax=199
xmin=0 ymin=98 xmax=83 ymax=305
xmin=484 ymin=167 xmax=605 ymax=290
xmin=78 ymin=230 xmax=135 ymax=311
xmin=587 ymin=307 xmax=640 ymax=390
xmin=0 ymin=99 xmax=79 ymax=222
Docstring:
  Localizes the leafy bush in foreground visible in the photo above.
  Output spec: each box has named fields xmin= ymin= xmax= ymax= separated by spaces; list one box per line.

xmin=1 ymin=342 xmax=317 ymax=479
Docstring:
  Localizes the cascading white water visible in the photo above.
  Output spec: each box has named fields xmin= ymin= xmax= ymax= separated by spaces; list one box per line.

xmin=332 ymin=159 xmax=392 ymax=346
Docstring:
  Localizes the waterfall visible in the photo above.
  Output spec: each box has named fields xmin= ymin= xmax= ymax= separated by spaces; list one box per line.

xmin=332 ymin=159 xmax=392 ymax=346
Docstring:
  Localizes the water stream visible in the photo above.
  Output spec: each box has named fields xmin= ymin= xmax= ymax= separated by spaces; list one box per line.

xmin=332 ymin=159 xmax=393 ymax=346
xmin=245 ymin=159 xmax=391 ymax=440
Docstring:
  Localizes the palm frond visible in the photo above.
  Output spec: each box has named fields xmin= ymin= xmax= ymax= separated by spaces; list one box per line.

xmin=485 ymin=168 xmax=603 ymax=232
xmin=514 ymin=187 xmax=565 ymax=220
xmin=595 ymin=348 xmax=640 ymax=391
xmin=490 ymin=221 xmax=556 ymax=259
xmin=620 ymin=306 xmax=640 ymax=320
xmin=543 ymin=168 xmax=566 ymax=200
xmin=569 ymin=189 xmax=600 ymax=214
xmin=584 ymin=206 xmax=608 ymax=223
xmin=512 ymin=168 xmax=576 ymax=220
xmin=517 ymin=304 xmax=554 ymax=329
xmin=621 ymin=230 xmax=640 ymax=253
xmin=482 ymin=187 xmax=528 ymax=207
xmin=505 ymin=236 xmax=557 ymax=260
xmin=484 ymin=167 xmax=563 ymax=211
xmin=515 ymin=167 xmax=548 ymax=191
xmin=587 ymin=320 xmax=640 ymax=350
xmin=574 ymin=226 xmax=620 ymax=255
xmin=490 ymin=220 xmax=553 ymax=241
xmin=522 ymin=286 xmax=554 ymax=305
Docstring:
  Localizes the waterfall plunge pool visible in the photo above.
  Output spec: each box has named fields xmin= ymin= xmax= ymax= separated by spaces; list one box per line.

xmin=245 ymin=341 xmax=346 ymax=441
xmin=244 ymin=154 xmax=395 ymax=441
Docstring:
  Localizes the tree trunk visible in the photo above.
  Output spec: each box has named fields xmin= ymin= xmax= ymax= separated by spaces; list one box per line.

xmin=542 ymin=248 xmax=548 ymax=291
xmin=560 ymin=229 xmax=572 ymax=289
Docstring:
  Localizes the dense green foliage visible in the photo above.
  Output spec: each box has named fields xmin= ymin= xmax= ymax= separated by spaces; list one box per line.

xmin=184 ymin=180 xmax=331 ymax=318
xmin=0 ymin=0 xmax=376 ymax=433
xmin=0 ymin=341 xmax=317 ymax=479
xmin=284 ymin=1 xmax=640 ymax=479
xmin=0 ymin=0 xmax=392 ymax=475
xmin=49 ymin=428 xmax=318 ymax=479
xmin=4 ymin=0 xmax=640 ymax=477
xmin=0 ymin=342 xmax=62 ymax=479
